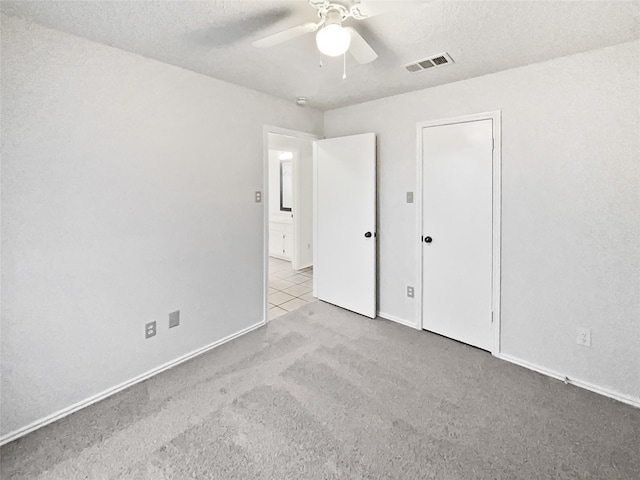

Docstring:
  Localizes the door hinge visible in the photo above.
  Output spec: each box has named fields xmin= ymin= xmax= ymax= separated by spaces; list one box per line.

xmin=491 ymin=311 xmax=494 ymax=323
xmin=492 ymin=138 xmax=495 ymax=152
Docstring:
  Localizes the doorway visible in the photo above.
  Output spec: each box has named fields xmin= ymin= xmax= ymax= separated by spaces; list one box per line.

xmin=416 ymin=111 xmax=501 ymax=354
xmin=264 ymin=128 xmax=317 ymax=320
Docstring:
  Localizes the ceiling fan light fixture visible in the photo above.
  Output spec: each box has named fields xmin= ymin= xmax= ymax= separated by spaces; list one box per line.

xmin=316 ymin=23 xmax=351 ymax=57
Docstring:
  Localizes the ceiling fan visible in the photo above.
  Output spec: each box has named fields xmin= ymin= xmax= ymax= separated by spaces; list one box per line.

xmin=252 ymin=0 xmax=395 ymax=64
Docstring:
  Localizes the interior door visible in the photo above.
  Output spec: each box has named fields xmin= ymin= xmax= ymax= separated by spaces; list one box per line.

xmin=316 ymin=133 xmax=377 ymax=318
xmin=421 ymin=120 xmax=493 ymax=350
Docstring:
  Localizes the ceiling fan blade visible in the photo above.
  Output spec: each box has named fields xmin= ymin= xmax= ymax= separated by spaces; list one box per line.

xmin=345 ymin=27 xmax=378 ymax=64
xmin=350 ymin=1 xmax=400 ymax=20
xmin=189 ymin=8 xmax=293 ymax=47
xmin=252 ymin=22 xmax=319 ymax=48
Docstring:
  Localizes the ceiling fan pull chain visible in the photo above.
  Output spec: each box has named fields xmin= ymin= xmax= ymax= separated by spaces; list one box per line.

xmin=319 ymin=54 xmax=323 ymax=68
xmin=343 ymin=53 xmax=347 ymax=80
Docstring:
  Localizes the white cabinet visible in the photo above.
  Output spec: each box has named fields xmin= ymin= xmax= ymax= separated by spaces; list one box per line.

xmin=269 ymin=219 xmax=293 ymax=260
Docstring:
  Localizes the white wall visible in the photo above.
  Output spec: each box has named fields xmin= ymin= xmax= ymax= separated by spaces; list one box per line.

xmin=0 ymin=15 xmax=322 ymax=438
xmin=324 ymin=41 xmax=640 ymax=404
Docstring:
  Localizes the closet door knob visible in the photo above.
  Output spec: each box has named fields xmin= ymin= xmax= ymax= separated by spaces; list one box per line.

xmin=424 ymin=236 xmax=433 ymax=243
xmin=364 ymin=232 xmax=372 ymax=238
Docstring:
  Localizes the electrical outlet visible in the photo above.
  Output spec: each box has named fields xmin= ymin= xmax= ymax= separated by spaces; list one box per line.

xmin=145 ymin=321 xmax=156 ymax=339
xmin=577 ymin=328 xmax=591 ymax=347
xmin=169 ymin=310 xmax=180 ymax=328
xmin=255 ymin=191 xmax=262 ymax=203
xmin=407 ymin=286 xmax=414 ymax=298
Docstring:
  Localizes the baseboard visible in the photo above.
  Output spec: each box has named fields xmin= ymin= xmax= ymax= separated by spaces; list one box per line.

xmin=498 ymin=353 xmax=640 ymax=409
xmin=0 ymin=320 xmax=266 ymax=446
xmin=269 ymin=253 xmax=291 ymax=262
xmin=377 ymin=311 xmax=420 ymax=330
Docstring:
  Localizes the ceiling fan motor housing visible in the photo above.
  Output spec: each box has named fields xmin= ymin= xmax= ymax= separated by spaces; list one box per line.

xmin=316 ymin=3 xmax=350 ymax=23
xmin=310 ymin=1 xmax=373 ymax=21
xmin=326 ymin=9 xmax=346 ymax=25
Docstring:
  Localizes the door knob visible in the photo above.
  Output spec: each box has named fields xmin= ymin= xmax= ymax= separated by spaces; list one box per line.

xmin=364 ymin=232 xmax=372 ymax=238
xmin=424 ymin=236 xmax=433 ymax=243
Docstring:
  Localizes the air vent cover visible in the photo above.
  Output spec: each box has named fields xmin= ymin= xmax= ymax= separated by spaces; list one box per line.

xmin=404 ymin=52 xmax=454 ymax=73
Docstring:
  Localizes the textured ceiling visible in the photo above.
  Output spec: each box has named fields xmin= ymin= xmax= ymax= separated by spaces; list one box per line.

xmin=2 ymin=1 xmax=638 ymax=110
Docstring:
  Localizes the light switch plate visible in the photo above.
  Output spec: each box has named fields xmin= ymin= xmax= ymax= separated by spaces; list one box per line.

xmin=169 ymin=310 xmax=180 ymax=328
xmin=406 ymin=192 xmax=414 ymax=203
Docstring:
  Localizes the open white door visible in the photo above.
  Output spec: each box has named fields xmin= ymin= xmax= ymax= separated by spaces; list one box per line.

xmin=315 ymin=133 xmax=377 ymax=318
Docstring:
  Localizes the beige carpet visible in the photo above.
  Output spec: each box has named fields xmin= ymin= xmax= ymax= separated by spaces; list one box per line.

xmin=1 ymin=301 xmax=638 ymax=479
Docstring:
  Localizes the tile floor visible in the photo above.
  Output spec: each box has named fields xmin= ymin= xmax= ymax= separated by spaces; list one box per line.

xmin=268 ymin=257 xmax=314 ymax=320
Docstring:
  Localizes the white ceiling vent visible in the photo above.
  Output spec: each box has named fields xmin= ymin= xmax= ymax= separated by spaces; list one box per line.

xmin=404 ymin=52 xmax=454 ymax=73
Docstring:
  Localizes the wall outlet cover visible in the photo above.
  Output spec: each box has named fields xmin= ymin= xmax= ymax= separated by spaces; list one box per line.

xmin=145 ymin=321 xmax=156 ymax=339
xmin=169 ymin=310 xmax=180 ymax=328
xmin=577 ymin=328 xmax=591 ymax=347
xmin=407 ymin=286 xmax=414 ymax=298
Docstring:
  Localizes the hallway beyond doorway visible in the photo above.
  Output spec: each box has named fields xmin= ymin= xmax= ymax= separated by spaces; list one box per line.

xmin=268 ymin=257 xmax=313 ymax=319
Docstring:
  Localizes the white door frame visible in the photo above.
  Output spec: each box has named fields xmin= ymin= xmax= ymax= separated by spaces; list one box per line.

xmin=263 ymin=126 xmax=320 ymax=323
xmin=415 ymin=111 xmax=502 ymax=356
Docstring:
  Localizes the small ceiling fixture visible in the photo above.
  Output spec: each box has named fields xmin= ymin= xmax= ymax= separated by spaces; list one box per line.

xmin=296 ymin=96 xmax=308 ymax=106
xmin=315 ymin=10 xmax=351 ymax=57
